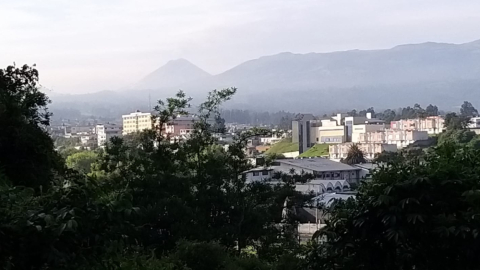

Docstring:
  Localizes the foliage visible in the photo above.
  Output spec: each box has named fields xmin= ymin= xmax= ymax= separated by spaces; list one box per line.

xmin=265 ymin=138 xmax=299 ymax=154
xmin=299 ymin=144 xmax=329 ymax=157
xmin=307 ymin=142 xmax=480 ymax=270
xmin=342 ymin=144 xmax=366 ymax=165
xmin=66 ymin=151 xmax=98 ymax=174
xmin=460 ymin=101 xmax=479 ymax=118
xmin=0 ymin=64 xmax=63 ymax=188
xmin=444 ymin=112 xmax=470 ymax=130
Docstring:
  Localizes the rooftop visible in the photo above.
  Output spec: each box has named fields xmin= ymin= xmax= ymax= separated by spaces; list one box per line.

xmin=276 ymin=158 xmax=360 ymax=172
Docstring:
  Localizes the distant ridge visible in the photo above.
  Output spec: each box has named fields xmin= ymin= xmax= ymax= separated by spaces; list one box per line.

xmin=134 ymin=58 xmax=212 ymax=89
xmin=51 ymin=39 xmax=480 ymax=115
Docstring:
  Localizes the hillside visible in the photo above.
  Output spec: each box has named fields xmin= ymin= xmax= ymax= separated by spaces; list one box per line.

xmin=265 ymin=139 xmax=299 ymax=154
xmin=298 ymin=144 xmax=329 ymax=158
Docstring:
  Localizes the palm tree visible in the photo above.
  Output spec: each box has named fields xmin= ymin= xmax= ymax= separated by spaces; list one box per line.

xmin=343 ymin=144 xmax=366 ymax=165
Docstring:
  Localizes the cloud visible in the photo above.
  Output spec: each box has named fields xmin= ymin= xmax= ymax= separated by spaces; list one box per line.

xmin=1 ymin=0 xmax=480 ymax=93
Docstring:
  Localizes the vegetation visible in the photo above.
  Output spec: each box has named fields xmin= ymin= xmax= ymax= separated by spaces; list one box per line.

xmin=298 ymin=144 xmax=329 ymax=157
xmin=65 ymin=151 xmax=98 ymax=174
xmin=265 ymin=138 xmax=299 ymax=154
xmin=342 ymin=144 xmax=366 ymax=165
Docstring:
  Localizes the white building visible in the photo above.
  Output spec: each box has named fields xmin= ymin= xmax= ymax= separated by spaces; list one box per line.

xmin=295 ymin=179 xmax=350 ymax=195
xmin=359 ymin=129 xmax=429 ymax=149
xmin=468 ymin=117 xmax=480 ymax=129
xmin=242 ymin=167 xmax=274 ymax=182
xmin=329 ymin=142 xmax=397 ymax=161
xmin=96 ymin=123 xmax=122 ymax=147
xmin=390 ymin=116 xmax=444 ymax=134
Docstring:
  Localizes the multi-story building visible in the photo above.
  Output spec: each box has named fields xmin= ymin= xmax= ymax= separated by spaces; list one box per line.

xmin=390 ymin=116 xmax=444 ymax=134
xmin=164 ymin=116 xmax=197 ymax=137
xmin=96 ymin=123 xmax=122 ymax=147
xmin=311 ymin=119 xmax=346 ymax=144
xmin=358 ymin=129 xmax=428 ymax=149
xmin=122 ymin=111 xmax=153 ymax=135
xmin=329 ymin=142 xmax=397 ymax=161
xmin=292 ymin=114 xmax=317 ymax=154
xmin=80 ymin=134 xmax=97 ymax=148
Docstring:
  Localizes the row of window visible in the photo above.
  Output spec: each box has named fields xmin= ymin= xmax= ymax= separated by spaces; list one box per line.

xmin=252 ymin=171 xmax=270 ymax=176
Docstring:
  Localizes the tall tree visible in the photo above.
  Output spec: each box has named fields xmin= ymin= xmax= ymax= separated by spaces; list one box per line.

xmin=0 ymin=64 xmax=62 ymax=188
xmin=460 ymin=101 xmax=479 ymax=118
xmin=308 ymin=142 xmax=480 ymax=270
xmin=342 ymin=144 xmax=366 ymax=165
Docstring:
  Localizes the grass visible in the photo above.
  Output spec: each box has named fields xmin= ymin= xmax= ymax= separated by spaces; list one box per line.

xmin=265 ymin=138 xmax=299 ymax=154
xmin=298 ymin=143 xmax=329 ymax=157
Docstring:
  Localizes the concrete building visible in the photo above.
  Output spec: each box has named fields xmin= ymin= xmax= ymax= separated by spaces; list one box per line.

xmin=329 ymin=142 xmax=397 ymax=161
xmin=350 ymin=115 xmax=386 ymax=143
xmin=164 ymin=116 xmax=197 ymax=137
xmin=390 ymin=116 xmax=444 ymax=134
xmin=359 ymin=129 xmax=429 ymax=149
xmin=468 ymin=117 xmax=480 ymax=129
xmin=96 ymin=123 xmax=122 ymax=147
xmin=311 ymin=119 xmax=346 ymax=144
xmin=80 ymin=134 xmax=97 ymax=148
xmin=122 ymin=111 xmax=153 ymax=135
xmin=292 ymin=114 xmax=317 ymax=154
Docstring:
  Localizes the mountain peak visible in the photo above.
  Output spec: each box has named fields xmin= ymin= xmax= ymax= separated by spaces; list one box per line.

xmin=135 ymin=59 xmax=211 ymax=89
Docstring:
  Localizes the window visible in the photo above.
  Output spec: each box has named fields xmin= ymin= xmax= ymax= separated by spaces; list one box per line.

xmin=262 ymin=171 xmax=269 ymax=175
xmin=253 ymin=172 xmax=260 ymax=176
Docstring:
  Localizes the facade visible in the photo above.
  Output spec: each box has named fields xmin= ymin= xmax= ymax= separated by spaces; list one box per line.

xmin=96 ymin=123 xmax=122 ymax=147
xmin=351 ymin=120 xmax=385 ymax=143
xmin=358 ymin=129 xmax=429 ymax=149
xmin=122 ymin=111 xmax=153 ymax=135
xmin=80 ymin=134 xmax=97 ymax=148
xmin=311 ymin=119 xmax=346 ymax=144
xmin=243 ymin=168 xmax=274 ymax=182
xmin=164 ymin=116 xmax=196 ymax=137
xmin=468 ymin=117 xmax=480 ymax=129
xmin=295 ymin=179 xmax=350 ymax=195
xmin=329 ymin=142 xmax=397 ymax=160
xmin=292 ymin=114 xmax=317 ymax=154
xmin=390 ymin=116 xmax=444 ymax=134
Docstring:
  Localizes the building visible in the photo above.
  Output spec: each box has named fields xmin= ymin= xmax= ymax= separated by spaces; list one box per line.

xmin=122 ymin=111 xmax=153 ymax=135
xmin=350 ymin=116 xmax=386 ymax=143
xmin=80 ymin=134 xmax=97 ymax=148
xmin=96 ymin=123 xmax=122 ymax=147
xmin=390 ymin=116 xmax=444 ymax=134
xmin=468 ymin=117 xmax=480 ymax=129
xmin=359 ymin=129 xmax=429 ymax=149
xmin=329 ymin=142 xmax=397 ymax=161
xmin=164 ymin=116 xmax=197 ymax=137
xmin=274 ymin=158 xmax=362 ymax=184
xmin=295 ymin=179 xmax=350 ymax=195
xmin=242 ymin=167 xmax=274 ymax=182
xmin=292 ymin=114 xmax=317 ymax=154
xmin=311 ymin=119 xmax=346 ymax=144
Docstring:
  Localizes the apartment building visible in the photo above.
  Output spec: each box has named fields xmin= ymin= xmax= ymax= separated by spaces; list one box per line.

xmin=390 ymin=116 xmax=444 ymax=134
xmin=329 ymin=142 xmax=397 ymax=161
xmin=358 ymin=129 xmax=428 ymax=149
xmin=122 ymin=111 xmax=153 ymax=135
xmin=164 ymin=116 xmax=197 ymax=137
xmin=96 ymin=123 xmax=122 ymax=147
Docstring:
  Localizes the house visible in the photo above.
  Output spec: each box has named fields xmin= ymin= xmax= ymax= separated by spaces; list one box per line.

xmin=390 ymin=116 xmax=444 ymax=134
xmin=359 ymin=129 xmax=429 ymax=149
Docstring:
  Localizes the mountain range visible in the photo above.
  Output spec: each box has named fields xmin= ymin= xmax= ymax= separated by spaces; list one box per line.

xmin=50 ymin=39 xmax=480 ymax=117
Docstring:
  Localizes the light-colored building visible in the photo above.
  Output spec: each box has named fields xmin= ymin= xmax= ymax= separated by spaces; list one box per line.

xmin=96 ymin=123 xmax=122 ymax=147
xmin=359 ymin=129 xmax=429 ymax=149
xmin=292 ymin=114 xmax=317 ymax=154
xmin=295 ymin=179 xmax=350 ymax=195
xmin=242 ymin=167 xmax=274 ymax=182
xmin=351 ymin=119 xmax=385 ymax=143
xmin=468 ymin=117 xmax=480 ymax=129
xmin=329 ymin=142 xmax=397 ymax=161
xmin=122 ymin=111 xmax=153 ymax=135
xmin=80 ymin=134 xmax=97 ymax=148
xmin=390 ymin=116 xmax=444 ymax=134
xmin=311 ymin=119 xmax=346 ymax=144
xmin=164 ymin=116 xmax=196 ymax=137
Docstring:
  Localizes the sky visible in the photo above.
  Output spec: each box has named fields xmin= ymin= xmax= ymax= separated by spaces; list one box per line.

xmin=1 ymin=0 xmax=480 ymax=94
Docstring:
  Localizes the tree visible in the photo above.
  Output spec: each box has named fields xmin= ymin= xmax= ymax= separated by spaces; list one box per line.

xmin=444 ymin=112 xmax=469 ymax=130
xmin=425 ymin=104 xmax=439 ymax=116
xmin=66 ymin=151 xmax=98 ymax=174
xmin=342 ymin=144 xmax=366 ymax=165
xmin=460 ymin=101 xmax=478 ymax=118
xmin=307 ymin=142 xmax=480 ymax=270
xmin=0 ymin=64 xmax=62 ymax=188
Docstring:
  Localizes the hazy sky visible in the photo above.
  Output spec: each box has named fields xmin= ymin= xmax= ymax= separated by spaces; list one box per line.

xmin=2 ymin=0 xmax=480 ymax=94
